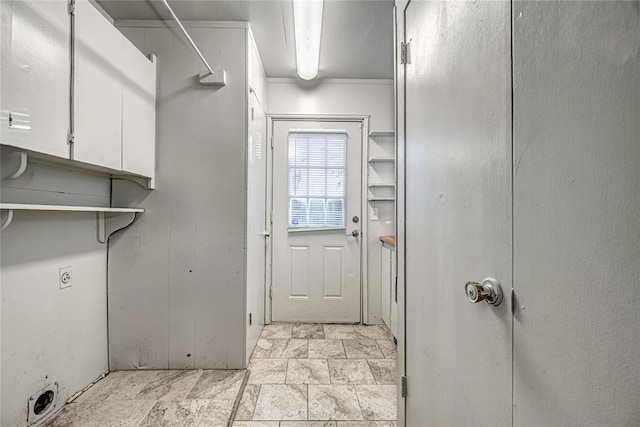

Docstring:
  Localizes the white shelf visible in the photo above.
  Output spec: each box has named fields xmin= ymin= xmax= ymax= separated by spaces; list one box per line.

xmin=368 ymin=197 xmax=396 ymax=202
xmin=368 ymin=157 xmax=395 ymax=163
xmin=0 ymin=203 xmax=144 ymax=242
xmin=368 ymin=183 xmax=396 ymax=188
xmin=369 ymin=131 xmax=395 ymax=137
xmin=0 ymin=203 xmax=143 ymax=213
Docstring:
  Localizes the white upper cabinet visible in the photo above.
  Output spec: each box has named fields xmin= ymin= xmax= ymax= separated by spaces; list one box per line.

xmin=1 ymin=0 xmax=70 ymax=158
xmin=74 ymin=0 xmax=156 ymax=178
xmin=121 ymin=47 xmax=156 ymax=178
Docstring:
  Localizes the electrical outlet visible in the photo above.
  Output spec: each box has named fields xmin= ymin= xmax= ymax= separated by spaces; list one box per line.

xmin=370 ymin=207 xmax=379 ymax=221
xmin=59 ymin=267 xmax=72 ymax=289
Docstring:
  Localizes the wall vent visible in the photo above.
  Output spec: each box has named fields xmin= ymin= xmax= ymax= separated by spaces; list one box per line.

xmin=28 ymin=383 xmax=58 ymax=425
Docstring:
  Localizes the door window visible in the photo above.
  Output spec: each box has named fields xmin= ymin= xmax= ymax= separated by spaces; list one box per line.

xmin=288 ymin=132 xmax=347 ymax=228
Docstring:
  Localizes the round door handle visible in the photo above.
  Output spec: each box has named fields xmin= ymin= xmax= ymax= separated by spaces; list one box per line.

xmin=349 ymin=230 xmax=360 ymax=237
xmin=465 ymin=278 xmax=503 ymax=306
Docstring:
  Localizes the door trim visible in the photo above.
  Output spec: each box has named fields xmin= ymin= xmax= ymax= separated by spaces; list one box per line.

xmin=265 ymin=114 xmax=370 ymax=324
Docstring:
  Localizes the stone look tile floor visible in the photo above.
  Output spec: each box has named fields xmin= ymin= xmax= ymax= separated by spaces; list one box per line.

xmin=236 ymin=323 xmax=397 ymax=426
xmin=43 ymin=324 xmax=397 ymax=427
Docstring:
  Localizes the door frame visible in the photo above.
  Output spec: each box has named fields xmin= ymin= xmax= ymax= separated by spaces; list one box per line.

xmin=265 ymin=114 xmax=370 ymax=325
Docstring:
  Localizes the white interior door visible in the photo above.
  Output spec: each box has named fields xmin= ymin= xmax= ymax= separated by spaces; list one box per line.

xmin=404 ymin=0 xmax=513 ymax=424
xmin=271 ymin=120 xmax=362 ymax=323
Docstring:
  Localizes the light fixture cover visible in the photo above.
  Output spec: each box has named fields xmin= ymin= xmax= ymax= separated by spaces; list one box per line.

xmin=293 ymin=0 xmax=324 ymax=80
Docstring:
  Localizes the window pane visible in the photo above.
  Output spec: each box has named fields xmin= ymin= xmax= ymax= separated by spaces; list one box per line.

xmin=308 ymin=169 xmax=327 ymax=197
xmin=326 ymin=199 xmax=344 ymax=226
xmin=308 ymin=198 xmax=326 ymax=227
xmin=289 ymin=198 xmax=307 ymax=227
xmin=326 ymin=169 xmax=345 ymax=197
xmin=289 ymin=169 xmax=308 ymax=197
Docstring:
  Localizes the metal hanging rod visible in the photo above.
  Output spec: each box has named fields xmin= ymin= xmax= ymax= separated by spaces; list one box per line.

xmin=159 ymin=0 xmax=226 ymax=86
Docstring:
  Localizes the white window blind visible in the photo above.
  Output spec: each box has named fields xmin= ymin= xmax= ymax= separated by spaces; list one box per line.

xmin=288 ymin=132 xmax=347 ymax=228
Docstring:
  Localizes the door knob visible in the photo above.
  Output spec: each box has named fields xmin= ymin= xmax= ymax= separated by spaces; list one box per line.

xmin=348 ymin=230 xmax=360 ymax=237
xmin=465 ymin=278 xmax=503 ymax=306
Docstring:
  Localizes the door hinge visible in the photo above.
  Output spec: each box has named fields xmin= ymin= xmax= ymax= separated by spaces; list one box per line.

xmin=8 ymin=112 xmax=13 ymax=128
xmin=269 ymin=287 xmax=273 ymax=299
xmin=270 ymin=135 xmax=274 ymax=149
xmin=400 ymin=42 xmax=410 ymax=65
xmin=251 ymin=107 xmax=255 ymax=121
xmin=67 ymin=130 xmax=75 ymax=145
xmin=394 ymin=276 xmax=398 ymax=303
xmin=401 ymin=375 xmax=408 ymax=397
xmin=67 ymin=0 xmax=75 ymax=15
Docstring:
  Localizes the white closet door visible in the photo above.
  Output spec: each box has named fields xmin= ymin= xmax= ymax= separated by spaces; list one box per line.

xmin=403 ymin=0 xmax=513 ymax=424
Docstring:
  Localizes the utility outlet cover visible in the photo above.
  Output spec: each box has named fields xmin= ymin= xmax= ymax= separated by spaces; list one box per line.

xmin=59 ymin=266 xmax=72 ymax=289
xmin=28 ymin=382 xmax=58 ymax=425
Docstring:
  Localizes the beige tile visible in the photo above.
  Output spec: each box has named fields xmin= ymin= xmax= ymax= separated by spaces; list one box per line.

xmin=261 ymin=323 xmax=293 ymax=339
xmin=308 ymin=339 xmax=346 ymax=359
xmin=75 ymin=370 xmax=158 ymax=402
xmin=355 ymin=385 xmax=397 ymax=421
xmin=251 ymin=339 xmax=273 ymax=358
xmin=293 ymin=324 xmax=326 ymax=339
xmin=337 ymin=422 xmax=396 ymax=427
xmin=308 ymin=385 xmax=363 ymax=421
xmin=269 ymin=339 xmax=308 ymax=358
xmin=235 ymin=384 xmax=260 ymax=421
xmin=139 ymin=399 xmax=210 ymax=426
xmin=343 ymin=340 xmax=384 ymax=359
xmin=253 ymin=384 xmax=307 ymax=421
xmin=232 ymin=422 xmax=279 ymax=427
xmin=198 ymin=398 xmax=236 ymax=425
xmin=324 ymin=325 xmax=358 ymax=339
xmin=354 ymin=325 xmax=391 ymax=340
xmin=367 ymin=360 xmax=396 ymax=385
xmin=286 ymin=359 xmax=331 ymax=384
xmin=135 ymin=369 xmax=203 ymax=400
xmin=187 ymin=370 xmax=245 ymax=400
xmin=281 ymin=422 xmax=338 ymax=427
xmin=376 ymin=340 xmax=396 ymax=359
xmin=328 ymin=359 xmax=376 ymax=385
xmin=44 ymin=400 xmax=154 ymax=427
xmin=248 ymin=359 xmax=288 ymax=384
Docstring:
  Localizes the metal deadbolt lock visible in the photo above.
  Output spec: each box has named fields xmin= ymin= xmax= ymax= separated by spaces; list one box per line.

xmin=465 ymin=278 xmax=503 ymax=306
xmin=352 ymin=216 xmax=360 ymax=223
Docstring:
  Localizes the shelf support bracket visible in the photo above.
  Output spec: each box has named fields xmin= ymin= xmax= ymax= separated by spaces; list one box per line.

xmin=0 ymin=209 xmax=14 ymax=231
xmin=97 ymin=211 xmax=138 ymax=244
xmin=2 ymin=151 xmax=28 ymax=180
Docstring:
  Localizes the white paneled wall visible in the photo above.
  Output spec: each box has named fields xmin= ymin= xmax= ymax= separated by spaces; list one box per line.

xmin=109 ymin=22 xmax=263 ymax=370
xmin=1 ymin=149 xmax=111 ymax=427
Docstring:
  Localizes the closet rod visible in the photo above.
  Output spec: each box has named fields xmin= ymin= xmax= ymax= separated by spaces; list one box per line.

xmin=160 ymin=0 xmax=214 ymax=75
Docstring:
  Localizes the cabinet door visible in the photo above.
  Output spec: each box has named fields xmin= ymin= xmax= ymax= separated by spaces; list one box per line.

xmin=73 ymin=0 xmax=122 ymax=170
xmin=121 ymin=44 xmax=156 ymax=179
xmin=1 ymin=0 xmax=70 ymax=158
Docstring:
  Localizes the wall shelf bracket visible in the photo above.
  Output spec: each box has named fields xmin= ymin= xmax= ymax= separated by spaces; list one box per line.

xmin=2 ymin=150 xmax=28 ymax=180
xmin=1 ymin=209 xmax=14 ymax=231
xmin=111 ymin=175 xmax=154 ymax=190
xmin=97 ymin=211 xmax=138 ymax=244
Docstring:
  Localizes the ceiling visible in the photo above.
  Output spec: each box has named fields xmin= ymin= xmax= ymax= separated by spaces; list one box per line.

xmin=96 ymin=0 xmax=395 ymax=79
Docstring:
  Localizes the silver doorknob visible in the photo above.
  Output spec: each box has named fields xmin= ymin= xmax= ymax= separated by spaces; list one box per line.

xmin=348 ymin=230 xmax=360 ymax=237
xmin=465 ymin=278 xmax=503 ymax=306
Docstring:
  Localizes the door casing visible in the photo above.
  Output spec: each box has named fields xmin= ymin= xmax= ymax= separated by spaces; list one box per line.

xmin=265 ymin=114 xmax=370 ymax=324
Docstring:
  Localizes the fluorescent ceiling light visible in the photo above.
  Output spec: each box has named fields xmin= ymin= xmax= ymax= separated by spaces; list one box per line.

xmin=293 ymin=0 xmax=324 ymax=80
